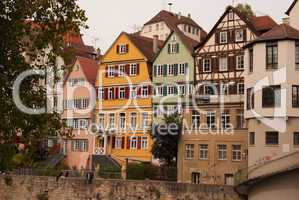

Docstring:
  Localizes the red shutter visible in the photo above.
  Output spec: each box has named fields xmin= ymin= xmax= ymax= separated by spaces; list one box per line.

xmin=198 ymin=59 xmax=203 ymax=73
xmin=127 ymin=137 xmax=130 ymax=149
xmin=137 ymin=86 xmax=142 ymax=97
xmin=121 ymin=137 xmax=125 ymax=149
xmin=125 ymin=87 xmax=130 ymax=99
xmin=104 ymin=88 xmax=108 ymax=100
xmin=126 ymin=44 xmax=129 ymax=53
xmin=126 ymin=64 xmax=130 ymax=76
xmin=112 ymin=136 xmax=115 ymax=148
xmin=105 ymin=66 xmax=108 ymax=77
xmin=137 ymin=137 xmax=141 ymax=150
xmin=136 ymin=63 xmax=140 ymax=75
xmin=111 ymin=88 xmax=115 ymax=99
xmin=243 ymin=29 xmax=247 ymax=42
xmin=148 ymin=85 xmax=152 ymax=95
xmin=116 ymin=45 xmax=120 ymax=54
xmin=115 ymin=65 xmax=119 ymax=77
xmin=215 ymin=32 xmax=219 ymax=45
xmin=115 ymin=87 xmax=119 ymax=99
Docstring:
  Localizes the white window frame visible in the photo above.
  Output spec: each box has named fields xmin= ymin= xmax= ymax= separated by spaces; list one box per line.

xmin=179 ymin=63 xmax=187 ymax=75
xmin=179 ymin=85 xmax=186 ymax=95
xmin=167 ymin=85 xmax=174 ymax=95
xmin=119 ymin=87 xmax=126 ymax=99
xmin=130 ymin=63 xmax=137 ymax=76
xmin=206 ymin=111 xmax=216 ymax=129
xmin=199 ymin=144 xmax=208 ymax=160
xmin=99 ymin=114 xmax=105 ymax=129
xmin=130 ymin=113 xmax=137 ymax=130
xmin=108 ymin=65 xmax=114 ymax=77
xmin=185 ymin=144 xmax=194 ymax=160
xmin=130 ymin=136 xmax=137 ymax=149
xmin=232 ymin=145 xmax=242 ymax=161
xmin=156 ymin=85 xmax=163 ymax=97
xmin=108 ymin=113 xmax=115 ymax=129
xmin=108 ymin=88 xmax=114 ymax=99
xmin=237 ymin=83 xmax=245 ymax=95
xmin=192 ymin=113 xmax=200 ymax=129
xmin=130 ymin=86 xmax=137 ymax=99
xmin=203 ymin=58 xmax=211 ymax=72
xmin=220 ymin=31 xmax=228 ymax=44
xmin=168 ymin=64 xmax=174 ymax=75
xmin=98 ymin=88 xmax=104 ymax=100
xmin=119 ymin=64 xmax=126 ymax=76
xmin=141 ymin=136 xmax=148 ymax=149
xmin=118 ymin=44 xmax=127 ymax=54
xmin=141 ymin=112 xmax=150 ymax=128
xmin=219 ymin=57 xmax=228 ymax=72
xmin=221 ymin=111 xmax=230 ymax=129
xmin=119 ymin=113 xmax=126 ymax=130
xmin=218 ymin=144 xmax=227 ymax=160
xmin=235 ymin=30 xmax=244 ymax=42
xmin=157 ymin=65 xmax=163 ymax=76
xmin=236 ymin=55 xmax=245 ymax=70
xmin=115 ymin=137 xmax=122 ymax=149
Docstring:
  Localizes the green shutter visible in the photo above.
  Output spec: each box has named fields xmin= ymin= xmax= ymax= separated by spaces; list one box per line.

xmin=176 ymin=43 xmax=179 ymax=53
xmin=153 ymin=65 xmax=157 ymax=77
xmin=174 ymin=64 xmax=178 ymax=76
xmin=163 ymin=85 xmax=168 ymax=96
xmin=174 ymin=86 xmax=178 ymax=95
xmin=168 ymin=44 xmax=171 ymax=54
xmin=163 ymin=64 xmax=167 ymax=76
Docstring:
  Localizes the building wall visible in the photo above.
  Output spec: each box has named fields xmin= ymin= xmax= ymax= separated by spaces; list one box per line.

xmin=140 ymin=22 xmax=171 ymax=41
xmin=248 ymin=169 xmax=299 ymax=200
xmin=177 ymin=105 xmax=248 ymax=185
xmin=289 ymin=1 xmax=299 ymax=30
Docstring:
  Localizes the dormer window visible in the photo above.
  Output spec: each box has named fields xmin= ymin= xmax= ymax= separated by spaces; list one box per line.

xmin=228 ymin=12 xmax=234 ymax=21
xmin=117 ymin=44 xmax=128 ymax=54
xmin=171 ymin=35 xmax=176 ymax=41
xmin=220 ymin=32 xmax=228 ymax=44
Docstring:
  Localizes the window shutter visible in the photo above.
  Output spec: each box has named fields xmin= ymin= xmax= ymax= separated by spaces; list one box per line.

xmin=127 ymin=137 xmax=130 ymax=149
xmin=232 ymin=30 xmax=236 ymax=43
xmin=174 ymin=64 xmax=178 ymax=76
xmin=174 ymin=86 xmax=178 ymax=95
xmin=137 ymin=86 xmax=142 ymax=97
xmin=105 ymin=66 xmax=108 ymax=77
xmin=137 ymin=137 xmax=141 ymax=149
xmin=198 ymin=59 xmax=203 ymax=73
xmin=126 ymin=64 xmax=130 ymax=76
xmin=153 ymin=65 xmax=157 ymax=77
xmin=168 ymin=44 xmax=171 ymax=53
xmin=185 ymin=63 xmax=189 ymax=75
xmin=229 ymin=56 xmax=236 ymax=72
xmin=215 ymin=32 xmax=219 ymax=45
xmin=125 ymin=87 xmax=130 ymax=99
xmin=136 ymin=63 xmax=140 ymax=75
xmin=121 ymin=137 xmax=125 ymax=149
xmin=111 ymin=88 xmax=115 ymax=99
xmin=112 ymin=137 xmax=115 ymax=148
xmin=115 ymin=65 xmax=119 ymax=77
xmin=116 ymin=45 xmax=120 ymax=54
xmin=212 ymin=58 xmax=216 ymax=73
xmin=148 ymin=85 xmax=152 ymax=95
xmin=163 ymin=64 xmax=167 ymax=76
xmin=104 ymin=88 xmax=108 ymax=100
xmin=243 ymin=29 xmax=247 ymax=42
xmin=176 ymin=43 xmax=179 ymax=53
xmin=126 ymin=44 xmax=129 ymax=53
xmin=115 ymin=87 xmax=119 ymax=99
xmin=163 ymin=85 xmax=168 ymax=96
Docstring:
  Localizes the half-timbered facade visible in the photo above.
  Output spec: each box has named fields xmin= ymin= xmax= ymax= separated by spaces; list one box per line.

xmin=177 ymin=6 xmax=277 ymax=185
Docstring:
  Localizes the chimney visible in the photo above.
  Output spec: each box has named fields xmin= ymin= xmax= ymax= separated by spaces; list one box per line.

xmin=283 ymin=17 xmax=290 ymax=25
xmin=188 ymin=13 xmax=191 ymax=18
xmin=178 ymin=12 xmax=182 ymax=20
xmin=153 ymin=35 xmax=159 ymax=54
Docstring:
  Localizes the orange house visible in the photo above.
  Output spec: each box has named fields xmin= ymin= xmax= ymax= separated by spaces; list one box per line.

xmin=95 ymin=32 xmax=162 ymax=162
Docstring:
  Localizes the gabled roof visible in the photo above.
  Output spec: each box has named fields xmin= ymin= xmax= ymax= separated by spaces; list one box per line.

xmin=195 ymin=6 xmax=277 ymax=50
xmin=245 ymin=24 xmax=299 ymax=47
xmin=286 ymin=0 xmax=298 ymax=15
xmin=64 ymin=56 xmax=99 ymax=84
xmin=144 ymin=10 xmax=207 ymax=41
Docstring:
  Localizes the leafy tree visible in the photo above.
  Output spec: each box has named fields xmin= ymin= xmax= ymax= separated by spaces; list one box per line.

xmin=235 ymin=3 xmax=255 ymax=18
xmin=0 ymin=0 xmax=87 ymax=170
xmin=151 ymin=113 xmax=182 ymax=167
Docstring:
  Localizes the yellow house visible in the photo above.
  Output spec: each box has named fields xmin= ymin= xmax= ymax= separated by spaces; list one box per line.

xmin=95 ymin=32 xmax=162 ymax=162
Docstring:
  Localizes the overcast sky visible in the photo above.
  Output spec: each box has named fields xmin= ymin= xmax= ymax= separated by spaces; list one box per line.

xmin=77 ymin=0 xmax=293 ymax=53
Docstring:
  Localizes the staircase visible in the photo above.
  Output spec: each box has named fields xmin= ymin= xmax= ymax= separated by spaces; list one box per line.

xmin=37 ymin=153 xmax=65 ymax=169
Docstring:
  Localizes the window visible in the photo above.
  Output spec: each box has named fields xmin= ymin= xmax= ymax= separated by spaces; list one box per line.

xmin=220 ymin=32 xmax=228 ymax=44
xmin=141 ymin=86 xmax=149 ymax=98
xmin=236 ymin=110 xmax=245 ymax=129
xmin=157 ymin=65 xmax=163 ymax=76
xmin=204 ymin=85 xmax=215 ymax=95
xmin=221 ymin=111 xmax=230 ymax=129
xmin=262 ymin=85 xmax=281 ymax=108
xmin=237 ymin=83 xmax=245 ymax=95
xmin=71 ymin=140 xmax=88 ymax=152
xmin=168 ymin=43 xmax=179 ymax=54
xmin=156 ymin=23 xmax=159 ymax=31
xmin=66 ymin=119 xmax=88 ymax=129
xmin=119 ymin=64 xmax=126 ymax=76
xmin=220 ymin=84 xmax=229 ymax=95
xmin=247 ymin=88 xmax=254 ymax=110
xmin=235 ymin=30 xmax=244 ymax=42
xmin=108 ymin=88 xmax=114 ymax=99
xmin=118 ymin=44 xmax=128 ymax=54
xmin=228 ymin=12 xmax=234 ymax=20
xmin=207 ymin=112 xmax=216 ymax=129
xmin=168 ymin=64 xmax=174 ymax=75
xmin=98 ymin=88 xmax=104 ymax=99
xmin=179 ymin=85 xmax=186 ymax=95
xmin=249 ymin=132 xmax=255 ymax=146
xmin=99 ymin=114 xmax=105 ymax=129
xmin=115 ymin=137 xmax=122 ymax=149
xmin=192 ymin=112 xmax=200 ymax=129
xmin=191 ymin=172 xmax=200 ymax=184
xmin=236 ymin=55 xmax=244 ymax=70
xmin=108 ymin=66 xmax=114 ymax=77
xmin=219 ymin=57 xmax=228 ymax=71
xmin=294 ymin=132 xmax=299 ymax=145
xmin=249 ymin=48 xmax=254 ymax=73
xmin=130 ymin=113 xmax=137 ymax=130
xmin=218 ymin=144 xmax=227 ymax=160
xmin=141 ymin=112 xmax=150 ymax=128
xmin=156 ymin=85 xmax=163 ymax=96
xmin=292 ymin=85 xmax=299 ymax=108
xmin=179 ymin=63 xmax=187 ymax=75
xmin=266 ymin=132 xmax=279 ymax=145
xmin=119 ymin=113 xmax=126 ymax=130
xmin=232 ymin=145 xmax=242 ymax=161
xmin=266 ymin=42 xmax=278 ymax=69
xmin=130 ymin=137 xmax=137 ymax=149
xmin=108 ymin=113 xmax=115 ymax=129
xmin=296 ymin=42 xmax=299 ymax=70
xmin=199 ymin=144 xmax=208 ymax=160
xmin=185 ymin=144 xmax=194 ymax=159
xmin=119 ymin=87 xmax=126 ymax=99
xmin=225 ymin=174 xmax=234 ymax=186
xmin=167 ymin=85 xmax=174 ymax=95
xmin=130 ymin=63 xmax=137 ymax=76
xmin=141 ymin=137 xmax=148 ymax=149
xmin=130 ymin=87 xmax=137 ymax=99
xmin=203 ymin=58 xmax=211 ymax=72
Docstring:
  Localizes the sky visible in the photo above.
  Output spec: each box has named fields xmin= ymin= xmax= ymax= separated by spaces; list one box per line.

xmin=77 ymin=0 xmax=294 ymax=53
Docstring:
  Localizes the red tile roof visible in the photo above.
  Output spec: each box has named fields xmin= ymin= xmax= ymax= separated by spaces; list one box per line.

xmin=77 ymin=56 xmax=99 ymax=84
xmin=246 ymin=24 xmax=299 ymax=46
xmin=251 ymin=16 xmax=278 ymax=34
xmin=286 ymin=0 xmax=298 ymax=15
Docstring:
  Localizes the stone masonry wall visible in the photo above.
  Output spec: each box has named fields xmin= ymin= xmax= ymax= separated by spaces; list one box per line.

xmin=0 ymin=175 xmax=240 ymax=200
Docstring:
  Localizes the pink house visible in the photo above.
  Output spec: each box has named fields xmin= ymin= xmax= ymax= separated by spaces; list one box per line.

xmin=62 ymin=56 xmax=99 ymax=170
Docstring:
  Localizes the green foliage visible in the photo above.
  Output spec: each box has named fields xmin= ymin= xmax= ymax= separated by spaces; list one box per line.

xmin=4 ymin=175 xmax=13 ymax=186
xmin=98 ymin=165 xmax=121 ymax=179
xmin=36 ymin=192 xmax=49 ymax=200
xmin=151 ymin=113 xmax=182 ymax=167
xmin=235 ymin=3 xmax=255 ymax=18
xmin=0 ymin=0 xmax=87 ymax=170
xmin=127 ymin=162 xmax=146 ymax=180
